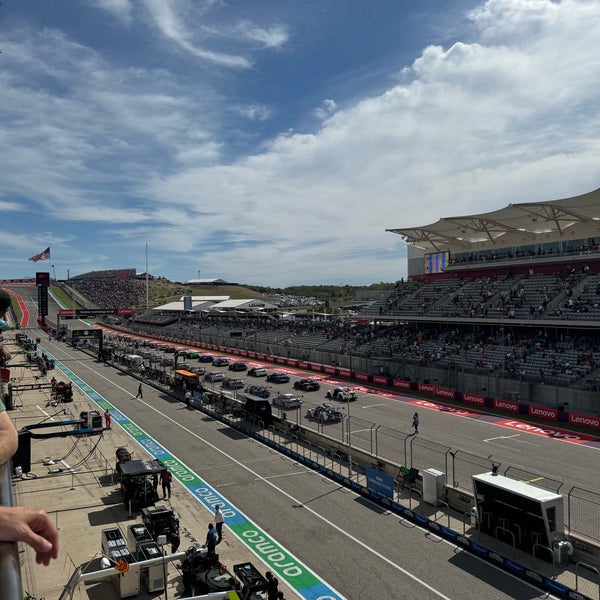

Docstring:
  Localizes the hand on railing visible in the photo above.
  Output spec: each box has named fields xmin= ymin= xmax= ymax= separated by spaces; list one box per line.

xmin=0 ymin=506 xmax=59 ymax=566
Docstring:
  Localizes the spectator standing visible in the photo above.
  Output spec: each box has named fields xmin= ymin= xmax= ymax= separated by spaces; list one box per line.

xmin=265 ymin=571 xmax=279 ymax=600
xmin=184 ymin=390 xmax=192 ymax=407
xmin=170 ymin=519 xmax=180 ymax=553
xmin=160 ymin=469 xmax=172 ymax=498
xmin=214 ymin=504 xmax=225 ymax=544
xmin=135 ymin=383 xmax=143 ymax=398
xmin=204 ymin=523 xmax=217 ymax=555
xmin=104 ymin=409 xmax=111 ymax=429
xmin=412 ymin=412 xmax=419 ymax=435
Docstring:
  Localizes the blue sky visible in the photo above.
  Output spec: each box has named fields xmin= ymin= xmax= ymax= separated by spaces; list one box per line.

xmin=1 ymin=0 xmax=599 ymax=287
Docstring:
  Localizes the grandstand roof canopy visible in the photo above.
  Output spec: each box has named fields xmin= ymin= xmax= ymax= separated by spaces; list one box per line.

xmin=386 ymin=187 xmax=600 ymax=253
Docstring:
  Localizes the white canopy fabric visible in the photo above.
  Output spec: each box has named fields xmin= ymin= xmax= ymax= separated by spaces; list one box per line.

xmin=387 ymin=187 xmax=600 ymax=252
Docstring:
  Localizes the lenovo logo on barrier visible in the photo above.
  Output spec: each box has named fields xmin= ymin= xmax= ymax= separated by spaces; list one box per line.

xmin=493 ymin=399 xmax=519 ymax=412
xmin=463 ymin=393 xmax=485 ymax=405
xmin=393 ymin=379 xmax=411 ymax=389
xmin=569 ymin=413 xmax=600 ymax=429
xmin=435 ymin=387 xmax=455 ymax=400
xmin=528 ymin=406 xmax=557 ymax=420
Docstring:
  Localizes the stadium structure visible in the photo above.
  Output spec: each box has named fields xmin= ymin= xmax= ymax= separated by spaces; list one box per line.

xmin=387 ymin=186 xmax=600 ymax=279
xmin=27 ymin=186 xmax=600 ymax=417
xmin=100 ymin=187 xmax=600 ymax=417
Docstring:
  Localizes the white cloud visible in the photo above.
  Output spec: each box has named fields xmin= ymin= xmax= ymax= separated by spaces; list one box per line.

xmin=314 ymin=99 xmax=337 ymax=120
xmin=143 ymin=0 xmax=252 ymax=68
xmin=234 ymin=104 xmax=271 ymax=121
xmin=2 ymin=0 xmax=600 ymax=285
xmin=92 ymin=0 xmax=133 ymax=24
xmin=236 ymin=21 xmax=288 ymax=49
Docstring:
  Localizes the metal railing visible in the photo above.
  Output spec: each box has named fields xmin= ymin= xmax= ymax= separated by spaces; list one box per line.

xmin=0 ymin=460 xmax=23 ymax=600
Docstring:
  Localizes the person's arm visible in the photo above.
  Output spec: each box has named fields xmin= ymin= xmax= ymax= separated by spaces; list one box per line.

xmin=0 ymin=506 xmax=59 ymax=565
xmin=0 ymin=410 xmax=18 ymax=465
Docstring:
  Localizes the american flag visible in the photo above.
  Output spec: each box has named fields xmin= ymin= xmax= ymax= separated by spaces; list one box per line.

xmin=28 ymin=247 xmax=50 ymax=262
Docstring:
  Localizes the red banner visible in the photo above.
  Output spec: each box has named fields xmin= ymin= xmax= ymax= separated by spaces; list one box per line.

xmin=569 ymin=412 xmax=600 ymax=430
xmin=493 ymin=398 xmax=519 ymax=412
xmin=337 ymin=368 xmax=351 ymax=378
xmin=355 ymin=372 xmax=369 ymax=381
xmin=434 ymin=386 xmax=455 ymax=400
xmin=373 ymin=375 xmax=388 ymax=385
xmin=418 ymin=382 xmax=435 ymax=394
xmin=392 ymin=379 xmax=411 ymax=389
xmin=462 ymin=392 xmax=485 ymax=405
xmin=323 ymin=366 xmax=336 ymax=374
xmin=528 ymin=405 xmax=558 ymax=420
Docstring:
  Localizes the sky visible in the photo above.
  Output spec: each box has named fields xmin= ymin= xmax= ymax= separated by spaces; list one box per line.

xmin=1 ymin=0 xmax=599 ymax=287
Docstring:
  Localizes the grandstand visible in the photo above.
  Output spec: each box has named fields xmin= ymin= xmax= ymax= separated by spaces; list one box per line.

xmin=66 ymin=268 xmax=143 ymax=309
xmin=109 ymin=187 xmax=600 ymax=415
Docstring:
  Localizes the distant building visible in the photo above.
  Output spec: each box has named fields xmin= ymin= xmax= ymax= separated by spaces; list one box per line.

xmin=184 ymin=278 xmax=230 ymax=285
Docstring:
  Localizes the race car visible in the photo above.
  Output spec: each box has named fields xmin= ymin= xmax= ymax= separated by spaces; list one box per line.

xmin=212 ymin=357 xmax=230 ymax=367
xmin=228 ymin=361 xmax=248 ymax=372
xmin=203 ymin=371 xmax=224 ymax=382
xmin=272 ymin=393 xmax=303 ymax=409
xmin=265 ymin=372 xmax=290 ymax=384
xmin=244 ymin=385 xmax=271 ymax=398
xmin=221 ymin=377 xmax=245 ymax=390
xmin=305 ymin=403 xmax=343 ymax=423
xmin=293 ymin=378 xmax=321 ymax=391
xmin=325 ymin=386 xmax=358 ymax=402
xmin=248 ymin=366 xmax=268 ymax=377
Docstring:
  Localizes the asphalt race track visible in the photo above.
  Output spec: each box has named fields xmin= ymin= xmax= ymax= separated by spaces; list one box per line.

xmin=6 ymin=283 xmax=599 ymax=599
